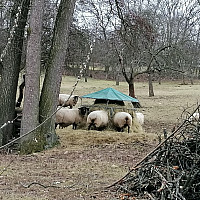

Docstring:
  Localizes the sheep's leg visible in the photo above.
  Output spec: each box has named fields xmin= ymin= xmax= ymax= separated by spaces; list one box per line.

xmin=128 ymin=126 xmax=130 ymax=133
xmin=88 ymin=124 xmax=92 ymax=130
xmin=97 ymin=126 xmax=103 ymax=131
xmin=59 ymin=124 xmax=64 ymax=129
xmin=116 ymin=127 xmax=121 ymax=132
xmin=73 ymin=123 xmax=77 ymax=130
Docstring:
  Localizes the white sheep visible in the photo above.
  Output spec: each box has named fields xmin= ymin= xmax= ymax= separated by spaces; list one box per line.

xmin=55 ymin=106 xmax=89 ymax=129
xmin=58 ymin=94 xmax=79 ymax=108
xmin=87 ymin=110 xmax=108 ymax=130
xmin=113 ymin=112 xmax=132 ymax=133
xmin=135 ymin=112 xmax=144 ymax=125
xmin=188 ymin=112 xmax=200 ymax=122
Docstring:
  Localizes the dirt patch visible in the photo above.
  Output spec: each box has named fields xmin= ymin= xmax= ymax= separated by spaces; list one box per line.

xmin=0 ymin=140 xmax=156 ymax=200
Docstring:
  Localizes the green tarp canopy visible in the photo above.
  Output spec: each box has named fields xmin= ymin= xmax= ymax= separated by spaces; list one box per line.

xmin=81 ymin=87 xmax=139 ymax=103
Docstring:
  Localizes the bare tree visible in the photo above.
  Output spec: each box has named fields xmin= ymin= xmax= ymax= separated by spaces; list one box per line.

xmin=39 ymin=0 xmax=76 ymax=148
xmin=151 ymin=0 xmax=200 ymax=82
xmin=77 ymin=0 xmax=115 ymax=79
xmin=0 ymin=0 xmax=76 ymax=151
xmin=0 ymin=0 xmax=30 ymax=145
xmin=20 ymin=0 xmax=44 ymax=147
xmin=110 ymin=0 xmax=200 ymax=98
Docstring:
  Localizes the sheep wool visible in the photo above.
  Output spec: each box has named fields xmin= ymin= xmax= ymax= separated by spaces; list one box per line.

xmin=135 ymin=112 xmax=144 ymax=125
xmin=58 ymin=94 xmax=79 ymax=108
xmin=113 ymin=112 xmax=132 ymax=133
xmin=55 ymin=107 xmax=88 ymax=129
xmin=87 ymin=110 xmax=108 ymax=130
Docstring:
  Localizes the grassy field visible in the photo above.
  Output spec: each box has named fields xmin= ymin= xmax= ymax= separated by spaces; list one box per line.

xmin=60 ymin=76 xmax=200 ymax=135
xmin=1 ymin=76 xmax=200 ymax=200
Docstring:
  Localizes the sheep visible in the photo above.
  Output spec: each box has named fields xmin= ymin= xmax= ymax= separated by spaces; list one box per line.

xmin=55 ymin=106 xmax=89 ymax=129
xmin=87 ymin=110 xmax=109 ymax=130
xmin=113 ymin=112 xmax=132 ymax=133
xmin=188 ymin=112 xmax=200 ymax=122
xmin=135 ymin=112 xmax=144 ymax=125
xmin=58 ymin=94 xmax=79 ymax=108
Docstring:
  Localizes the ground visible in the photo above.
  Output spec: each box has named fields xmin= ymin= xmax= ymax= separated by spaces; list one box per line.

xmin=1 ymin=77 xmax=200 ymax=199
xmin=0 ymin=140 xmax=155 ymax=200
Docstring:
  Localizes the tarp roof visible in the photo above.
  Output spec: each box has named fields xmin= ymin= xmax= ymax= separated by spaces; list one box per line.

xmin=81 ymin=87 xmax=139 ymax=103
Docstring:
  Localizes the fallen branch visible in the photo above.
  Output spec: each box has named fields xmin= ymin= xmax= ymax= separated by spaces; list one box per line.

xmin=108 ymin=105 xmax=200 ymax=200
xmin=20 ymin=182 xmax=61 ymax=188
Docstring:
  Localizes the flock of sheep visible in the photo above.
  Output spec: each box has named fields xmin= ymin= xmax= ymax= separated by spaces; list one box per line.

xmin=56 ymin=94 xmax=144 ymax=133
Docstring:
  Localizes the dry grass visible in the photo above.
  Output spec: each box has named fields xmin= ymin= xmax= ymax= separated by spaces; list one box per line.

xmin=1 ymin=76 xmax=200 ymax=199
xmin=60 ymin=76 xmax=200 ymax=134
xmin=57 ymin=128 xmax=157 ymax=148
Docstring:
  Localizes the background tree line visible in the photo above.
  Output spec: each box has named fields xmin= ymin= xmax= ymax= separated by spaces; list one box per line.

xmin=0 ymin=0 xmax=200 ymax=152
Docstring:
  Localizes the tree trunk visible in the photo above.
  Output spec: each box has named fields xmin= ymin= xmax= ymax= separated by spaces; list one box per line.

xmin=84 ymin=67 xmax=88 ymax=82
xmin=129 ymin=81 xmax=135 ymax=98
xmin=190 ymin=78 xmax=194 ymax=85
xmin=105 ymin=65 xmax=109 ymax=80
xmin=116 ymin=71 xmax=120 ymax=85
xmin=148 ymin=72 xmax=154 ymax=97
xmin=84 ymin=41 xmax=94 ymax=82
xmin=158 ymin=70 xmax=161 ymax=85
xmin=128 ymin=78 xmax=141 ymax=108
xmin=181 ymin=74 xmax=186 ymax=85
xmin=189 ymin=70 xmax=194 ymax=85
xmin=20 ymin=0 xmax=44 ymax=146
xmin=0 ymin=0 xmax=30 ymax=145
xmin=39 ymin=0 xmax=76 ymax=148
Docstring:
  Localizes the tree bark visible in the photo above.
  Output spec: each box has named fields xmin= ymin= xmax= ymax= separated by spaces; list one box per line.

xmin=128 ymin=78 xmax=141 ymax=108
xmin=128 ymin=81 xmax=135 ymax=98
xmin=181 ymin=74 xmax=186 ymax=85
xmin=0 ymin=0 xmax=30 ymax=145
xmin=158 ymin=70 xmax=161 ymax=85
xmin=84 ymin=41 xmax=94 ymax=82
xmin=39 ymin=0 xmax=76 ymax=148
xmin=116 ymin=71 xmax=120 ymax=85
xmin=20 ymin=0 xmax=44 ymax=143
xmin=148 ymin=72 xmax=154 ymax=97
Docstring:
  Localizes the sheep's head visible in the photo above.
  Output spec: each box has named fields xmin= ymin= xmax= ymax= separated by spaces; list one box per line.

xmin=73 ymin=95 xmax=79 ymax=104
xmin=79 ymin=106 xmax=90 ymax=115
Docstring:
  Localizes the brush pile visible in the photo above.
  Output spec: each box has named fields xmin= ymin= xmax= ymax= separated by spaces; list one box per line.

xmin=114 ymin=106 xmax=200 ymax=200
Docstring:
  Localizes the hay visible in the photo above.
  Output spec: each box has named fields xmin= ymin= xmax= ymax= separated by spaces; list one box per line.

xmin=56 ymin=128 xmax=156 ymax=148
xmin=81 ymin=103 xmax=142 ymax=133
